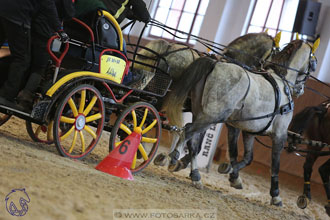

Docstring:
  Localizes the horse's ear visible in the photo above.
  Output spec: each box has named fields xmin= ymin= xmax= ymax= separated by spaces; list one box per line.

xmin=312 ymin=38 xmax=320 ymax=54
xmin=264 ymin=28 xmax=269 ymax=34
xmin=295 ymin=32 xmax=300 ymax=40
xmin=274 ymin=31 xmax=281 ymax=48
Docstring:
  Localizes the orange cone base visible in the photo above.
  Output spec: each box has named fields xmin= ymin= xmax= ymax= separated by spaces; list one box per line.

xmin=95 ymin=131 xmax=141 ymax=180
xmin=97 ymin=164 xmax=134 ymax=180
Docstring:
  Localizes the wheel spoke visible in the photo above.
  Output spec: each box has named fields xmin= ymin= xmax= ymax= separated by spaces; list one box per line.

xmin=141 ymin=137 xmax=157 ymax=143
xmin=131 ymin=110 xmax=137 ymax=129
xmin=138 ymin=108 xmax=148 ymax=128
xmin=47 ymin=121 xmax=53 ymax=141
xmin=142 ymin=119 xmax=158 ymax=135
xmin=115 ymin=141 xmax=123 ymax=147
xmin=79 ymin=131 xmax=85 ymax=153
xmin=131 ymin=153 xmax=137 ymax=169
xmin=60 ymin=125 xmax=75 ymax=140
xmin=119 ymin=123 xmax=132 ymax=135
xmin=35 ymin=126 xmax=41 ymax=137
xmin=83 ymin=96 xmax=98 ymax=116
xmin=86 ymin=113 xmax=102 ymax=123
xmin=68 ymin=130 xmax=78 ymax=153
xmin=60 ymin=116 xmax=75 ymax=124
xmin=78 ymin=89 xmax=86 ymax=113
xmin=138 ymin=144 xmax=148 ymax=161
xmin=68 ymin=98 xmax=78 ymax=117
xmin=84 ymin=125 xmax=97 ymax=139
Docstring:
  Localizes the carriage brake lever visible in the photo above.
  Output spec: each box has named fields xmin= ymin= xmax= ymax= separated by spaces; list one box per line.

xmin=47 ymin=35 xmax=69 ymax=83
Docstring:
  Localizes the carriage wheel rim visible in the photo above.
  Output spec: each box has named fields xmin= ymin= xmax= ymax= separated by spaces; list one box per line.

xmin=55 ymin=85 xmax=104 ymax=159
xmin=111 ymin=102 xmax=161 ymax=173
xmin=26 ymin=121 xmax=54 ymax=144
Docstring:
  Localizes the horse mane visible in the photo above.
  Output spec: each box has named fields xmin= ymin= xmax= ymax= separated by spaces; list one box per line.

xmin=265 ymin=40 xmax=303 ymax=76
xmin=223 ymin=33 xmax=274 ymax=68
xmin=289 ymin=103 xmax=328 ymax=134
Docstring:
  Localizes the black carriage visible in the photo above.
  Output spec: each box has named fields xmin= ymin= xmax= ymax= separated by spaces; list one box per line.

xmin=0 ymin=10 xmax=172 ymax=173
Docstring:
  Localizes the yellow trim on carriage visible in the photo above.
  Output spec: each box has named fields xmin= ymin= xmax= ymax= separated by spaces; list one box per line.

xmin=114 ymin=0 xmax=129 ymax=19
xmin=304 ymin=182 xmax=310 ymax=184
xmin=45 ymin=71 xmax=118 ymax=97
xmin=98 ymin=10 xmax=124 ymax=51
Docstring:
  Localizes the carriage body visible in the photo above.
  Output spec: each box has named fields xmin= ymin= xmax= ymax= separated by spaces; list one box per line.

xmin=0 ymin=10 xmax=172 ymax=173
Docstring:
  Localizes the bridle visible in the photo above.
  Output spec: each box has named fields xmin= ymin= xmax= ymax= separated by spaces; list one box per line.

xmin=269 ymin=43 xmax=315 ymax=97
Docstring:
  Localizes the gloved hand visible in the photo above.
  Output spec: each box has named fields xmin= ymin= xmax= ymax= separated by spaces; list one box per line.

xmin=130 ymin=0 xmax=151 ymax=23
xmin=57 ymin=30 xmax=70 ymax=43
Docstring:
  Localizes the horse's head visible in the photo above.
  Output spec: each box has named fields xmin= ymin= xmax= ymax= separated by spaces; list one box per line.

xmin=266 ymin=39 xmax=319 ymax=98
xmin=223 ymin=32 xmax=279 ymax=69
xmin=292 ymin=39 xmax=319 ymax=97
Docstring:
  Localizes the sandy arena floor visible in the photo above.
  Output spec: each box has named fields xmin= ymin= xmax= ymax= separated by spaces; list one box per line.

xmin=0 ymin=117 xmax=328 ymax=220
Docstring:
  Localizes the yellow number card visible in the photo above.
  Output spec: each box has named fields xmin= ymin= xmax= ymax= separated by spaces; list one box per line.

xmin=100 ymin=55 xmax=126 ymax=83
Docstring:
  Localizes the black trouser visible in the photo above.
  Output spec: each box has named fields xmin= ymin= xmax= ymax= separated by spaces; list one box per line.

xmin=0 ymin=18 xmax=31 ymax=100
xmin=0 ymin=56 xmax=12 ymax=88
xmin=24 ymin=31 xmax=49 ymax=93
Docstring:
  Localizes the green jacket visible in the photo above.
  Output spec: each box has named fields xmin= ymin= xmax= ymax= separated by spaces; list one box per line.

xmin=75 ymin=0 xmax=107 ymax=17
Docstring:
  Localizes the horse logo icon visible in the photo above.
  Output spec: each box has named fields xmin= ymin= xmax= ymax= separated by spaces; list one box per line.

xmin=5 ymin=188 xmax=30 ymax=216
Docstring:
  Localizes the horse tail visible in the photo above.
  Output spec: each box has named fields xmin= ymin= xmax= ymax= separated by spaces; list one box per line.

xmin=162 ymin=56 xmax=216 ymax=126
xmin=289 ymin=105 xmax=327 ymax=134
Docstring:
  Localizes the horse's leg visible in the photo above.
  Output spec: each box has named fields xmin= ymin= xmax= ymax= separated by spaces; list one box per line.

xmin=318 ymin=159 xmax=330 ymax=216
xmin=154 ymin=132 xmax=180 ymax=166
xmin=218 ymin=124 xmax=240 ymax=174
xmin=168 ymin=115 xmax=216 ymax=183
xmin=303 ymin=153 xmax=318 ymax=199
xmin=229 ymin=131 xmax=255 ymax=189
xmin=171 ymin=131 xmax=205 ymax=172
xmin=270 ymin=134 xmax=286 ymax=206
xmin=297 ymin=152 xmax=319 ymax=209
xmin=185 ymin=133 xmax=205 ymax=189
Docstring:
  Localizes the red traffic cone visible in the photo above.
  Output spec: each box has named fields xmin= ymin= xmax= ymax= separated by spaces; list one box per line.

xmin=95 ymin=129 xmax=142 ymax=180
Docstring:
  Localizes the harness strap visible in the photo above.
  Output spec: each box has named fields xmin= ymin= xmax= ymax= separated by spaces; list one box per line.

xmin=246 ymin=72 xmax=280 ymax=135
xmin=240 ymin=68 xmax=251 ymax=110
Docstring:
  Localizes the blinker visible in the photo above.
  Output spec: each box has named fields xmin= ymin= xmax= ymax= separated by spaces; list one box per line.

xmin=310 ymin=55 xmax=317 ymax=72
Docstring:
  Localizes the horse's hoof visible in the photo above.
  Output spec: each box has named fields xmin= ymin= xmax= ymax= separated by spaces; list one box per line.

xmin=170 ymin=160 xmax=186 ymax=172
xmin=192 ymin=180 xmax=203 ymax=190
xmin=168 ymin=163 xmax=179 ymax=172
xmin=325 ymin=203 xmax=330 ymax=217
xmin=153 ymin=153 xmax=168 ymax=166
xmin=270 ymin=196 xmax=283 ymax=206
xmin=297 ymin=195 xmax=309 ymax=209
xmin=229 ymin=176 xmax=243 ymax=189
xmin=218 ymin=163 xmax=232 ymax=174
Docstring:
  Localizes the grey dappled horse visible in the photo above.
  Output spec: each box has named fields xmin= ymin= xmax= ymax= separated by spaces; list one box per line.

xmin=153 ymin=33 xmax=277 ymax=174
xmin=133 ymin=39 xmax=200 ymax=81
xmin=162 ymin=40 xmax=318 ymax=206
xmin=134 ymin=32 xmax=275 ymax=82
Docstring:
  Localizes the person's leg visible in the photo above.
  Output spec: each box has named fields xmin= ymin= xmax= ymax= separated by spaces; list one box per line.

xmin=24 ymin=33 xmax=49 ymax=93
xmin=17 ymin=33 xmax=49 ymax=111
xmin=0 ymin=20 xmax=31 ymax=101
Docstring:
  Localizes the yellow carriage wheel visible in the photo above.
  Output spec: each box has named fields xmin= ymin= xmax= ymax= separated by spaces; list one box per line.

xmin=53 ymin=84 xmax=105 ymax=159
xmin=109 ymin=102 xmax=161 ymax=174
xmin=26 ymin=121 xmax=54 ymax=144
xmin=0 ymin=113 xmax=11 ymax=126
